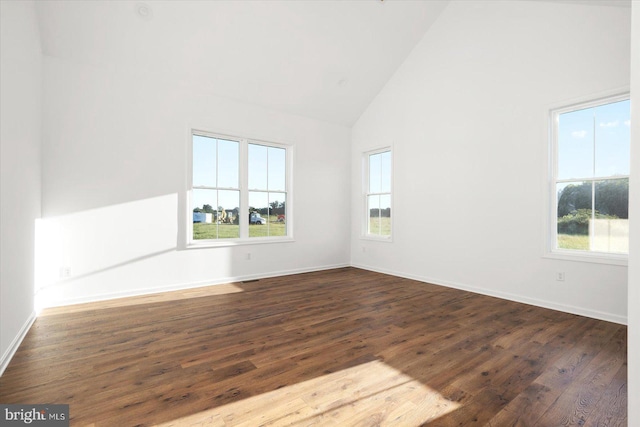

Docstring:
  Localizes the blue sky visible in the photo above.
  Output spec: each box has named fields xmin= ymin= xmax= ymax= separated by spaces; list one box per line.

xmin=557 ymin=99 xmax=630 ymax=181
xmin=368 ymin=151 xmax=392 ymax=212
xmin=192 ymin=135 xmax=239 ymax=212
xmin=192 ymin=135 xmax=286 ymax=213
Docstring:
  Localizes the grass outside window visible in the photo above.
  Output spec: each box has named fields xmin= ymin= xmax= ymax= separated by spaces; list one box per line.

xmin=193 ymin=216 xmax=286 ymax=239
xmin=557 ymin=234 xmax=589 ymax=251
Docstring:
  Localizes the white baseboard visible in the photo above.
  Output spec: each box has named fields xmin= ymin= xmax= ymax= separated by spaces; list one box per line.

xmin=39 ymin=263 xmax=351 ymax=309
xmin=0 ymin=311 xmax=36 ymax=377
xmin=351 ymin=263 xmax=627 ymax=325
xmin=35 ymin=260 xmax=626 ymax=325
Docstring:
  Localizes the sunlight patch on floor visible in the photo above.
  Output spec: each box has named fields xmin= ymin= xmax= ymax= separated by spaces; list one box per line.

xmin=154 ymin=360 xmax=460 ymax=426
xmin=38 ymin=283 xmax=245 ymax=316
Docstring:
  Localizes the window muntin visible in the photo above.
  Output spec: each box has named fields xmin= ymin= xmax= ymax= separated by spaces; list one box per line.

xmin=365 ymin=149 xmax=392 ymax=238
xmin=552 ymin=95 xmax=630 ymax=257
xmin=190 ymin=131 xmax=290 ymax=245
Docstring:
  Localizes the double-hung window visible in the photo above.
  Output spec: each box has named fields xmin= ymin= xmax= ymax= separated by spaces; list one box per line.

xmin=189 ymin=130 xmax=291 ymax=245
xmin=549 ymin=93 xmax=630 ymax=261
xmin=364 ymin=148 xmax=392 ymax=239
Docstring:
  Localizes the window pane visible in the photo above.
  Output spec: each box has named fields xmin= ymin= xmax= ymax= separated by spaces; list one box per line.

xmin=595 ymin=99 xmax=631 ymax=177
xmin=218 ymin=138 xmax=239 ymax=188
xmin=592 ymin=179 xmax=628 ymax=254
xmin=192 ymin=188 xmax=217 ymax=240
xmin=594 ymin=179 xmax=628 ymax=219
xmin=557 ymin=107 xmax=594 ymax=180
xmin=380 ymin=151 xmax=391 ymax=193
xmin=269 ymin=192 xmax=286 ymax=236
xmin=217 ymin=190 xmax=240 ymax=239
xmin=192 ymin=135 xmax=216 ymax=187
xmin=248 ymin=144 xmax=268 ymax=190
xmin=369 ymin=153 xmax=382 ymax=193
xmin=368 ymin=195 xmax=381 ymax=235
xmin=556 ymin=181 xmax=592 ymax=250
xmin=379 ymin=194 xmax=391 ymax=236
xmin=268 ymin=147 xmax=286 ymax=192
xmin=249 ymin=191 xmax=269 ymax=237
xmin=249 ymin=191 xmax=268 ymax=213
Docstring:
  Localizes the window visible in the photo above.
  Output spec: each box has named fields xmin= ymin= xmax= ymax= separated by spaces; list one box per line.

xmin=550 ymin=94 xmax=630 ymax=260
xmin=189 ymin=130 xmax=291 ymax=245
xmin=192 ymin=134 xmax=240 ymax=240
xmin=365 ymin=149 xmax=392 ymax=239
xmin=248 ymin=143 xmax=287 ymax=238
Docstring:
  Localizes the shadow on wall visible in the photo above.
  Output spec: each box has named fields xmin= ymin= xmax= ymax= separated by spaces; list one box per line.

xmin=35 ymin=193 xmax=181 ymax=308
xmin=33 ymin=189 xmax=328 ymax=311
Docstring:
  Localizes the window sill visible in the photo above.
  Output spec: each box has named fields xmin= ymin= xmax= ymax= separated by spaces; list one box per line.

xmin=544 ymin=250 xmax=628 ymax=266
xmin=185 ymin=237 xmax=295 ymax=249
xmin=360 ymin=235 xmax=393 ymax=243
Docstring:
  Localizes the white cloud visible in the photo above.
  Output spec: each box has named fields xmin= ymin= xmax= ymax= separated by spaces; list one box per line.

xmin=624 ymin=120 xmax=630 ymax=127
xmin=571 ymin=130 xmax=587 ymax=138
xmin=599 ymin=120 xmax=620 ymax=128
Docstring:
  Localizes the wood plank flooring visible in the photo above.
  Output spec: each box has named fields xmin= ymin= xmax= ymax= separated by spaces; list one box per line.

xmin=0 ymin=267 xmax=627 ymax=426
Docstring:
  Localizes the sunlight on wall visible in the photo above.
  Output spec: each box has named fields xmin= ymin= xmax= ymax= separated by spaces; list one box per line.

xmin=155 ymin=360 xmax=460 ymax=426
xmin=34 ymin=217 xmax=65 ymax=298
xmin=34 ymin=194 xmax=179 ymax=309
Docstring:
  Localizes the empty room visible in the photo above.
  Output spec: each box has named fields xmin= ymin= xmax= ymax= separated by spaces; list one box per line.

xmin=1 ymin=0 xmax=638 ymax=425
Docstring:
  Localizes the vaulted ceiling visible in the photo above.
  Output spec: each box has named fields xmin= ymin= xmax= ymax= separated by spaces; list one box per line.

xmin=34 ymin=0 xmax=630 ymax=127
xmin=36 ymin=0 xmax=449 ymax=126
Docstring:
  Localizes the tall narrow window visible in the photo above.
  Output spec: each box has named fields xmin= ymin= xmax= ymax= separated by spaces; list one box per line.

xmin=192 ymin=134 xmax=240 ymax=240
xmin=551 ymin=94 xmax=630 ymax=258
xmin=365 ymin=149 xmax=392 ymax=238
xmin=248 ymin=143 xmax=287 ymax=238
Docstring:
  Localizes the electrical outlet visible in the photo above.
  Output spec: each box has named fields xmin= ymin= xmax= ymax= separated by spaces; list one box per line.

xmin=60 ymin=267 xmax=71 ymax=278
xmin=246 ymin=253 xmax=252 ymax=261
xmin=556 ymin=272 xmax=565 ymax=281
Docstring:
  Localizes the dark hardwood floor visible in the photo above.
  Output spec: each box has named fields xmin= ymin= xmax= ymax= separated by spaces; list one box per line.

xmin=0 ymin=267 xmax=627 ymax=426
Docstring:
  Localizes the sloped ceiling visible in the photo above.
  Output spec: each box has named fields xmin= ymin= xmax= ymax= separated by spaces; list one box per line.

xmin=36 ymin=0 xmax=449 ymax=126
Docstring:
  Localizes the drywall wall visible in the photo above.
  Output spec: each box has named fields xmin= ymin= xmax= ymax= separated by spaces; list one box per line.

xmin=37 ymin=56 xmax=351 ymax=306
xmin=0 ymin=0 xmax=42 ymax=372
xmin=627 ymin=2 xmax=639 ymax=424
xmin=351 ymin=0 xmax=630 ymax=323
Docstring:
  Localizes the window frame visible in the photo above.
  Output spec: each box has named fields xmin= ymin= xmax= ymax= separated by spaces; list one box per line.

xmin=546 ymin=91 xmax=629 ymax=265
xmin=362 ymin=147 xmax=393 ymax=241
xmin=187 ymin=129 xmax=293 ymax=248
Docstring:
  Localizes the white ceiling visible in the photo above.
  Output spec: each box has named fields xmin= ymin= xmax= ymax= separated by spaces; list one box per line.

xmin=35 ymin=0 xmax=450 ymax=126
xmin=534 ymin=0 xmax=631 ymax=7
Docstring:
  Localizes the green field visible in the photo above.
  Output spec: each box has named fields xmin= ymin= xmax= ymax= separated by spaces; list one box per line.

xmin=193 ymin=216 xmax=286 ymax=239
xmin=557 ymin=234 xmax=589 ymax=250
xmin=247 ymin=221 xmax=286 ymax=237
xmin=369 ymin=217 xmax=391 ymax=236
xmin=193 ymin=223 xmax=239 ymax=239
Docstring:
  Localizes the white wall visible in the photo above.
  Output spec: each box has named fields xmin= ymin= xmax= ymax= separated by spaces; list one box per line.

xmin=0 ymin=1 xmax=42 ymax=372
xmin=37 ymin=56 xmax=351 ymax=307
xmin=351 ymin=0 xmax=630 ymax=323
xmin=627 ymin=2 xmax=639 ymax=424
